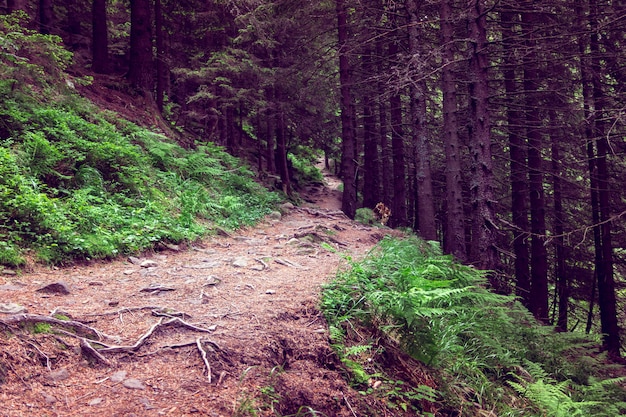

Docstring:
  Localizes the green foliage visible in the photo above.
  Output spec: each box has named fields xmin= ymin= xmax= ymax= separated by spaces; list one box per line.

xmin=321 ymin=236 xmax=626 ymax=416
xmin=0 ymin=20 xmax=280 ymax=266
xmin=287 ymin=147 xmax=324 ymax=185
xmin=354 ymin=208 xmax=375 ymax=225
xmin=0 ymin=12 xmax=74 ymax=90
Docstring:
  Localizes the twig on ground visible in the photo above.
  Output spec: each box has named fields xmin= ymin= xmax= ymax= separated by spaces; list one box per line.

xmin=343 ymin=392 xmax=358 ymax=417
xmin=196 ymin=337 xmax=212 ymax=383
xmin=25 ymin=340 xmax=51 ymax=371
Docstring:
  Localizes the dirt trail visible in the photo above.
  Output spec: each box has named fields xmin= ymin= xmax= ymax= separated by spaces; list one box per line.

xmin=0 ymin=170 xmax=397 ymax=416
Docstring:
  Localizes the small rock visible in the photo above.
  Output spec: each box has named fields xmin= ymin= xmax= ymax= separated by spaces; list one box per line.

xmin=203 ymin=276 xmax=221 ymax=286
xmin=123 ymin=378 xmax=146 ymax=390
xmin=140 ymin=283 xmax=175 ymax=293
xmin=1 ymin=269 xmax=17 ymax=276
xmin=286 ymin=238 xmax=300 ymax=246
xmin=232 ymin=257 xmax=249 ymax=268
xmin=163 ymin=243 xmax=181 ymax=251
xmin=0 ymin=284 xmax=24 ymax=291
xmin=0 ymin=303 xmax=26 ymax=314
xmin=265 ymin=290 xmax=276 ymax=295
xmin=122 ymin=269 xmax=136 ymax=275
xmin=108 ymin=300 xmax=120 ymax=307
xmin=280 ymin=202 xmax=295 ymax=211
xmin=49 ymin=368 xmax=70 ymax=382
xmin=110 ymin=370 xmax=127 ymax=383
xmin=88 ymin=398 xmax=103 ymax=406
xmin=128 ymin=256 xmax=142 ymax=265
xmin=36 ymin=281 xmax=70 ymax=295
xmin=267 ymin=211 xmax=282 ymax=221
xmin=183 ymin=261 xmax=220 ymax=269
xmin=41 ymin=393 xmax=57 ymax=404
xmin=88 ymin=281 xmax=104 ymax=286
xmin=140 ymin=260 xmax=158 ymax=268
xmin=139 ymin=397 xmax=155 ymax=409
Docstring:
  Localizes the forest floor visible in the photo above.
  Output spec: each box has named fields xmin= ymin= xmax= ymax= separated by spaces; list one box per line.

xmin=0 ymin=168 xmax=413 ymax=417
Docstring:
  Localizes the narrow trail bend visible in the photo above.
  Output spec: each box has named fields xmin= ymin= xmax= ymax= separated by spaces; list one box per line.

xmin=0 ymin=169 xmax=402 ymax=417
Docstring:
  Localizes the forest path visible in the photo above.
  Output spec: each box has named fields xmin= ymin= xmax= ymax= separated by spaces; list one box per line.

xmin=0 ymin=168 xmax=398 ymax=417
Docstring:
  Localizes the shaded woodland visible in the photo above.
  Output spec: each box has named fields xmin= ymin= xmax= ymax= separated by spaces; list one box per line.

xmin=3 ymin=0 xmax=626 ymax=358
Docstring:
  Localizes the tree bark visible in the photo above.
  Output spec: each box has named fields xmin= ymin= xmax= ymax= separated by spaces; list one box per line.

xmin=376 ymin=35 xmax=393 ymax=209
xmin=407 ymin=0 xmax=436 ymax=240
xmin=361 ymin=46 xmax=381 ymax=209
xmin=128 ymin=0 xmax=154 ymax=96
xmin=38 ymin=0 xmax=52 ymax=34
xmin=336 ymin=0 xmax=357 ymax=218
xmin=589 ymin=0 xmax=620 ymax=357
xmin=550 ymin=113 xmax=568 ymax=332
xmin=521 ymin=8 xmax=549 ymax=322
xmin=467 ymin=0 xmax=499 ymax=274
xmin=92 ymin=0 xmax=109 ymax=74
xmin=441 ymin=0 xmax=466 ymax=260
xmin=501 ymin=7 xmax=531 ymax=307
xmin=155 ymin=0 xmax=167 ymax=111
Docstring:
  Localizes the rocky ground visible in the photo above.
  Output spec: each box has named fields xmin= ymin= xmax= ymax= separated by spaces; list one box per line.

xmin=0 ymin=170 xmax=411 ymax=417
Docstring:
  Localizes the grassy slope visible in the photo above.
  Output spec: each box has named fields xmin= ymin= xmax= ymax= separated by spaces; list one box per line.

xmin=0 ymin=14 xmax=279 ymax=266
xmin=321 ymin=236 xmax=626 ymax=416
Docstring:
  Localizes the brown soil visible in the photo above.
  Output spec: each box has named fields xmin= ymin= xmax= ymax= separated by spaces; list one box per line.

xmin=0 ymin=170 xmax=421 ymax=417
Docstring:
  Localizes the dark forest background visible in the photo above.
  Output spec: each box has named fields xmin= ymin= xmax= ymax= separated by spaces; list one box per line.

xmin=3 ymin=0 xmax=626 ymax=359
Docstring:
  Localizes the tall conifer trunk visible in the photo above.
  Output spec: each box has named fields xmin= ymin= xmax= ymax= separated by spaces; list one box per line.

xmin=521 ymin=8 xmax=548 ymax=321
xmin=407 ymin=0 xmax=436 ymax=240
xmin=588 ymin=0 xmax=620 ymax=357
xmin=128 ymin=0 xmax=154 ymax=96
xmin=467 ymin=0 xmax=499 ymax=274
xmin=501 ymin=8 xmax=530 ymax=306
xmin=336 ymin=0 xmax=357 ymax=218
xmin=92 ymin=0 xmax=109 ymax=74
xmin=441 ymin=0 xmax=466 ymax=260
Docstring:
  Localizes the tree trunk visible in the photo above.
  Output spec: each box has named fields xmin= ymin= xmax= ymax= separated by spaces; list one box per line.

xmin=275 ymin=109 xmax=291 ymax=195
xmin=128 ymin=0 xmax=154 ymax=96
xmin=376 ymin=35 xmax=393 ymax=209
xmin=589 ymin=0 xmax=620 ymax=357
xmin=550 ymin=111 xmax=568 ymax=331
xmin=336 ymin=0 xmax=357 ymax=218
xmin=155 ymin=0 xmax=166 ymax=112
xmin=65 ymin=0 xmax=82 ymax=50
xmin=501 ymin=8 xmax=530 ymax=307
xmin=389 ymin=88 xmax=407 ymax=228
xmin=441 ymin=0 xmax=466 ymax=259
xmin=522 ymin=9 xmax=549 ymax=322
xmin=38 ymin=0 xmax=52 ymax=34
xmin=361 ymin=47 xmax=381 ymax=209
xmin=467 ymin=0 xmax=499 ymax=274
xmin=407 ymin=0 xmax=436 ymax=240
xmin=92 ymin=0 xmax=109 ymax=74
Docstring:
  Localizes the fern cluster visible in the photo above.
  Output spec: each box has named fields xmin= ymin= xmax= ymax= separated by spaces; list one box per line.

xmin=321 ymin=236 xmax=626 ymax=416
xmin=0 ymin=19 xmax=280 ymax=265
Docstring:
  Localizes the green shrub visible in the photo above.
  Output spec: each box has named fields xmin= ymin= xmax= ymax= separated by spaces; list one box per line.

xmin=321 ymin=236 xmax=626 ymax=416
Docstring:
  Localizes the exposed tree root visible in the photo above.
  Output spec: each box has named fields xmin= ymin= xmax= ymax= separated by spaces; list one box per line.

xmin=0 ymin=310 xmax=221 ymax=381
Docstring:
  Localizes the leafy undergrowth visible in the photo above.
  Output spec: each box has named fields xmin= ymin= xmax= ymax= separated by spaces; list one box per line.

xmin=0 ymin=13 xmax=280 ymax=266
xmin=321 ymin=236 xmax=626 ymax=416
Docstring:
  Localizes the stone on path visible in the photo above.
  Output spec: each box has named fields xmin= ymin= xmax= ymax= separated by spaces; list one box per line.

xmin=36 ymin=281 xmax=70 ymax=295
xmin=123 ymin=378 xmax=146 ymax=390
xmin=0 ymin=302 xmax=26 ymax=314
